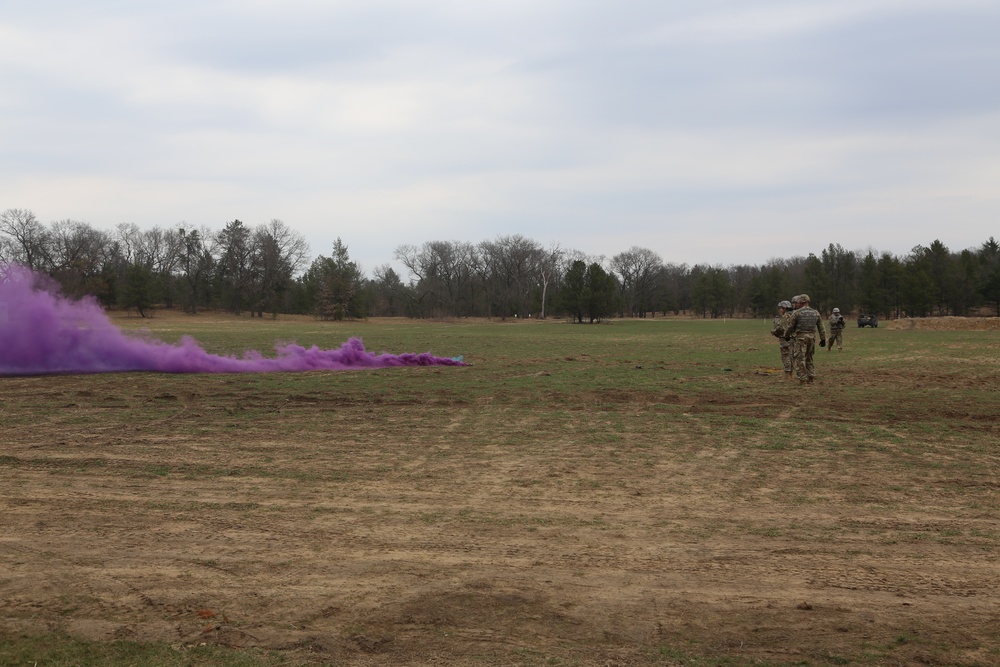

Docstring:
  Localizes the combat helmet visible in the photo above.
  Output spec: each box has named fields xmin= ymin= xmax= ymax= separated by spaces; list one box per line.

xmin=797 ymin=294 xmax=811 ymax=303
xmin=832 ymin=307 xmax=840 ymax=313
xmin=778 ymin=300 xmax=792 ymax=309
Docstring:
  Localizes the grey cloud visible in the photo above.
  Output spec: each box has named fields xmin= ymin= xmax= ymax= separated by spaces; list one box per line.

xmin=1 ymin=0 xmax=997 ymax=268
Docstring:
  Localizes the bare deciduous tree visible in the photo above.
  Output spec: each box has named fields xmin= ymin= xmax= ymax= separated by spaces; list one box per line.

xmin=46 ymin=220 xmax=109 ymax=298
xmin=610 ymin=246 xmax=663 ymax=317
xmin=535 ymin=243 xmax=563 ymax=319
xmin=371 ymin=263 xmax=410 ymax=316
xmin=476 ymin=235 xmax=540 ymax=319
xmin=394 ymin=241 xmax=476 ymax=317
xmin=0 ymin=208 xmax=49 ymax=270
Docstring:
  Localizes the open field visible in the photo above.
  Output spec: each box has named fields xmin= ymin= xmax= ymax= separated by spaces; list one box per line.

xmin=885 ymin=317 xmax=1000 ymax=331
xmin=2 ymin=314 xmax=999 ymax=666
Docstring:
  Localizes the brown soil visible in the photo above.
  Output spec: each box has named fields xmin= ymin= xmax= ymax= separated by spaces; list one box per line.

xmin=2 ymin=362 xmax=999 ymax=666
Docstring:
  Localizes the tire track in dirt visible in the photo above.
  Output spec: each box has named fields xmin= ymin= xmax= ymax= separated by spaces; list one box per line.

xmin=1 ymin=540 xmax=162 ymax=619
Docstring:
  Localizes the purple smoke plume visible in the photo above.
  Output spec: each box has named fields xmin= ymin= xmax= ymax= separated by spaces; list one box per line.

xmin=0 ymin=265 xmax=466 ymax=376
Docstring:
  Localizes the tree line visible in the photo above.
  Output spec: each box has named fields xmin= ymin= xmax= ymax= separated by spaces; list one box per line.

xmin=2 ymin=208 xmax=998 ymax=320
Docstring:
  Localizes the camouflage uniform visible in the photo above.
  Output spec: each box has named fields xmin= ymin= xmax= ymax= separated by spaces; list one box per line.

xmin=828 ymin=312 xmax=845 ymax=350
xmin=784 ymin=302 xmax=826 ymax=383
xmin=771 ymin=311 xmax=793 ymax=373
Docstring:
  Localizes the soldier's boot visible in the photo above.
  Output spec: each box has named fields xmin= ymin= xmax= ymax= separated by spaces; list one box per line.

xmin=783 ymin=371 xmax=793 ymax=381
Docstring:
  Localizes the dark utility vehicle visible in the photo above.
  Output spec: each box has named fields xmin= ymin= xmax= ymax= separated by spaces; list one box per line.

xmin=857 ymin=314 xmax=878 ymax=328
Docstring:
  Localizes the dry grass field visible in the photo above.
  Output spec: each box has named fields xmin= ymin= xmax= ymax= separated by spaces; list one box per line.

xmin=885 ymin=317 xmax=1000 ymax=331
xmin=2 ymin=314 xmax=999 ymax=666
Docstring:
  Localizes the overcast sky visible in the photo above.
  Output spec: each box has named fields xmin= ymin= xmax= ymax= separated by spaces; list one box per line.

xmin=2 ymin=0 xmax=998 ymax=275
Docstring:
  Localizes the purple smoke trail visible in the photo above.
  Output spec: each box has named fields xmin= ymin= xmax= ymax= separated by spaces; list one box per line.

xmin=0 ymin=265 xmax=466 ymax=376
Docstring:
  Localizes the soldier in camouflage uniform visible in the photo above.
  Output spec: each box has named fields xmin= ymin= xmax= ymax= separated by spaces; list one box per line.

xmin=783 ymin=294 xmax=827 ymax=383
xmin=770 ymin=300 xmax=794 ymax=380
xmin=827 ymin=307 xmax=845 ymax=351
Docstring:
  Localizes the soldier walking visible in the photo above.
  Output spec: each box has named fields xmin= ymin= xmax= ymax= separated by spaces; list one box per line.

xmin=828 ymin=307 xmax=845 ymax=351
xmin=783 ymin=294 xmax=827 ymax=383
xmin=771 ymin=300 xmax=794 ymax=380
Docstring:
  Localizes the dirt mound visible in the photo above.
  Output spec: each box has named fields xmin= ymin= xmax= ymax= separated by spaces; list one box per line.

xmin=885 ymin=316 xmax=1000 ymax=331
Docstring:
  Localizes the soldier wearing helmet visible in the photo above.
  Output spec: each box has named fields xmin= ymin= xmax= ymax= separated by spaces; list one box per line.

xmin=770 ymin=300 xmax=795 ymax=380
xmin=828 ymin=307 xmax=845 ymax=351
xmin=782 ymin=294 xmax=827 ymax=383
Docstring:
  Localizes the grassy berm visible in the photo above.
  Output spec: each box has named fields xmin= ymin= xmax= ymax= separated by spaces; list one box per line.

xmin=1 ymin=314 xmax=998 ymax=666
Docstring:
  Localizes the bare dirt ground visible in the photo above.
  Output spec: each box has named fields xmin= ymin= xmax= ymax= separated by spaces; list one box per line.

xmin=2 ymin=323 xmax=1000 ymax=666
